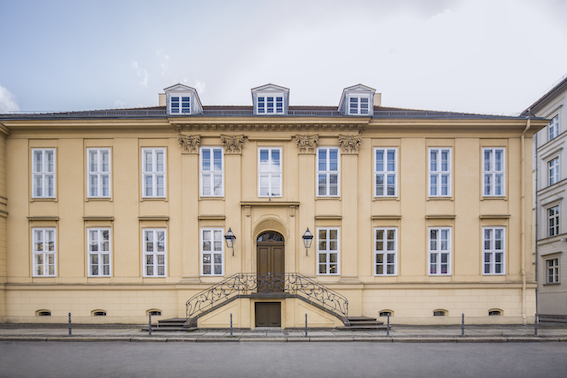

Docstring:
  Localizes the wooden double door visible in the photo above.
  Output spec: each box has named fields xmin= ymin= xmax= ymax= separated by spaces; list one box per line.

xmin=255 ymin=232 xmax=285 ymax=327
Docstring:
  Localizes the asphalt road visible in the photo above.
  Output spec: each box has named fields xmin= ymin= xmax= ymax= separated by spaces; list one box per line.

xmin=1 ymin=341 xmax=566 ymax=378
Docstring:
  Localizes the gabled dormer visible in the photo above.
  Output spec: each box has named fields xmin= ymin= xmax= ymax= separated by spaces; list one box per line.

xmin=338 ymin=84 xmax=376 ymax=116
xmin=164 ymin=84 xmax=203 ymax=115
xmin=251 ymin=84 xmax=289 ymax=115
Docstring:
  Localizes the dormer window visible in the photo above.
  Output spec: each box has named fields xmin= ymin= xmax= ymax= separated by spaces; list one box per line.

xmin=349 ymin=96 xmax=370 ymax=115
xmin=170 ymin=96 xmax=191 ymax=114
xmin=339 ymin=84 xmax=376 ymax=116
xmin=251 ymin=84 xmax=289 ymax=115
xmin=163 ymin=84 xmax=203 ymax=115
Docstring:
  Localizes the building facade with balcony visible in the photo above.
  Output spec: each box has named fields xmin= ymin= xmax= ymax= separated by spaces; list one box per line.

xmin=0 ymin=83 xmax=545 ymax=327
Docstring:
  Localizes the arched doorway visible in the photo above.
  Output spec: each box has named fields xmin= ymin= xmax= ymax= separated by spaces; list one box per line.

xmin=255 ymin=231 xmax=285 ymax=327
xmin=256 ymin=231 xmax=285 ymax=276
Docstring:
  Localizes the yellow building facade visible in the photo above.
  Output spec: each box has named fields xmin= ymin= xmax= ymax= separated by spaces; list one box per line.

xmin=0 ymin=84 xmax=546 ymax=327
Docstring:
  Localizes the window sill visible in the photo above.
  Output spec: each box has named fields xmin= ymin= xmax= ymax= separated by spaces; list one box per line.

xmin=482 ymin=196 xmax=507 ymax=201
xmin=373 ymin=197 xmax=399 ymax=201
xmin=199 ymin=196 xmax=225 ymax=201
xmin=316 ymin=196 xmax=341 ymax=200
xmin=543 ymin=282 xmax=561 ymax=286
xmin=141 ymin=197 xmax=168 ymax=202
xmin=428 ymin=197 xmax=453 ymax=201
xmin=86 ymin=197 xmax=112 ymax=202
xmin=30 ymin=198 xmax=57 ymax=202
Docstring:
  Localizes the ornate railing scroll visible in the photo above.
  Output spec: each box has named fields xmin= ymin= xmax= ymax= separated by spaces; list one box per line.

xmin=185 ymin=273 xmax=349 ymax=325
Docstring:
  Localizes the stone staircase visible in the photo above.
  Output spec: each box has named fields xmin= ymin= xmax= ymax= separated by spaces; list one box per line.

xmin=339 ymin=316 xmax=386 ymax=331
xmin=142 ymin=318 xmax=192 ymax=332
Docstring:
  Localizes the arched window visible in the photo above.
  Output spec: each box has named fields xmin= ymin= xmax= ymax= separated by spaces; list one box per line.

xmin=92 ymin=310 xmax=107 ymax=316
xmin=257 ymin=232 xmax=284 ymax=242
xmin=433 ymin=309 xmax=448 ymax=317
xmin=379 ymin=310 xmax=394 ymax=317
xmin=147 ymin=309 xmax=162 ymax=316
xmin=488 ymin=309 xmax=503 ymax=316
xmin=36 ymin=309 xmax=51 ymax=317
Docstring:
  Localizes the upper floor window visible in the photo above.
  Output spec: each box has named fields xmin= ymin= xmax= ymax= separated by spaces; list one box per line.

xmin=143 ymin=229 xmax=166 ymax=277
xmin=317 ymin=228 xmax=339 ymax=275
xmin=33 ymin=228 xmax=56 ymax=277
xmin=482 ymin=148 xmax=505 ymax=196
xmin=257 ymin=96 xmax=284 ymax=115
xmin=32 ymin=149 xmax=55 ymax=198
xmin=317 ymin=148 xmax=339 ymax=197
xmin=142 ymin=148 xmax=166 ymax=198
xmin=349 ymin=96 xmax=370 ymax=115
xmin=483 ymin=227 xmax=505 ymax=275
xmin=429 ymin=148 xmax=451 ymax=197
xmin=549 ymin=157 xmax=559 ymax=186
xmin=87 ymin=148 xmax=111 ymax=198
xmin=549 ymin=115 xmax=559 ymax=141
xmin=200 ymin=147 xmax=223 ymax=197
xmin=258 ymin=148 xmax=281 ymax=197
xmin=375 ymin=148 xmax=397 ymax=197
xmin=375 ymin=228 xmax=397 ymax=276
xmin=201 ymin=228 xmax=224 ymax=276
xmin=429 ymin=228 xmax=451 ymax=275
xmin=546 ymin=258 xmax=559 ymax=284
xmin=549 ymin=205 xmax=559 ymax=237
xmin=170 ymin=95 xmax=191 ymax=114
xmin=88 ymin=228 xmax=111 ymax=277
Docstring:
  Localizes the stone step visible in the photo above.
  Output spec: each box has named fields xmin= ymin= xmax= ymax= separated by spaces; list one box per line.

xmin=142 ymin=326 xmax=187 ymax=332
xmin=347 ymin=320 xmax=384 ymax=326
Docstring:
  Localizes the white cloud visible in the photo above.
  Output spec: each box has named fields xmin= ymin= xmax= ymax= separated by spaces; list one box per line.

xmin=131 ymin=60 xmax=149 ymax=87
xmin=0 ymin=84 xmax=19 ymax=112
xmin=194 ymin=80 xmax=206 ymax=94
xmin=114 ymin=100 xmax=125 ymax=108
xmin=156 ymin=50 xmax=170 ymax=76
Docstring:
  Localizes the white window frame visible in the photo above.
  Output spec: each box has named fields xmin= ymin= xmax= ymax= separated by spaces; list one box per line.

xmin=429 ymin=148 xmax=451 ymax=197
xmin=549 ymin=156 xmax=559 ymax=186
xmin=200 ymin=228 xmax=224 ymax=276
xmin=317 ymin=228 xmax=340 ymax=275
xmin=169 ymin=95 xmax=191 ymax=114
xmin=482 ymin=227 xmax=505 ymax=275
xmin=200 ymin=147 xmax=224 ymax=197
xmin=87 ymin=148 xmax=111 ymax=198
xmin=428 ymin=227 xmax=451 ymax=276
xmin=549 ymin=115 xmax=559 ymax=141
xmin=258 ymin=147 xmax=282 ymax=197
xmin=374 ymin=148 xmax=397 ymax=197
xmin=317 ymin=147 xmax=340 ymax=197
xmin=88 ymin=228 xmax=111 ymax=277
xmin=32 ymin=148 xmax=56 ymax=198
xmin=256 ymin=94 xmax=284 ymax=115
xmin=33 ymin=228 xmax=56 ymax=277
xmin=348 ymin=95 xmax=371 ymax=115
xmin=546 ymin=258 xmax=560 ymax=284
xmin=143 ymin=229 xmax=167 ymax=277
xmin=482 ymin=148 xmax=505 ymax=197
xmin=548 ymin=205 xmax=560 ymax=237
xmin=142 ymin=148 xmax=166 ymax=198
xmin=375 ymin=228 xmax=397 ymax=276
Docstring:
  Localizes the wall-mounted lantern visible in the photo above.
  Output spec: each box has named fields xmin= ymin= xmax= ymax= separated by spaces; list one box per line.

xmin=224 ymin=227 xmax=236 ymax=255
xmin=302 ymin=227 xmax=313 ymax=256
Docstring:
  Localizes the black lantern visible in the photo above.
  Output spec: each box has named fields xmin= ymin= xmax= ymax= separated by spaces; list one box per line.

xmin=302 ymin=227 xmax=313 ymax=256
xmin=224 ymin=227 xmax=236 ymax=255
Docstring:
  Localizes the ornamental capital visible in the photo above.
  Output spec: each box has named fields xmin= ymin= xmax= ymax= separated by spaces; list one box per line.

xmin=295 ymin=134 xmax=319 ymax=154
xmin=177 ymin=134 xmax=201 ymax=153
xmin=220 ymin=134 xmax=245 ymax=154
xmin=338 ymin=134 xmax=362 ymax=154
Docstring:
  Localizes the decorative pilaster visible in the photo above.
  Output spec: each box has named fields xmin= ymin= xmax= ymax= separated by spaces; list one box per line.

xmin=295 ymin=135 xmax=319 ymax=154
xmin=220 ymin=134 xmax=245 ymax=154
xmin=177 ymin=134 xmax=201 ymax=153
xmin=338 ymin=134 xmax=361 ymax=154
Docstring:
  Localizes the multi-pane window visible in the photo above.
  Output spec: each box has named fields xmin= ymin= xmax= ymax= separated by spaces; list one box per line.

xmin=142 ymin=148 xmax=166 ymax=198
xmin=200 ymin=147 xmax=223 ymax=196
xmin=375 ymin=228 xmax=397 ymax=275
xmin=32 ymin=149 xmax=55 ymax=198
xmin=317 ymin=228 xmax=339 ymax=275
xmin=482 ymin=148 xmax=505 ymax=196
xmin=549 ymin=115 xmax=559 ymax=141
xmin=549 ymin=205 xmax=559 ymax=237
xmin=201 ymin=228 xmax=223 ymax=276
xmin=257 ymin=96 xmax=284 ymax=114
xmin=375 ymin=148 xmax=397 ymax=197
xmin=87 ymin=148 xmax=111 ymax=198
xmin=429 ymin=148 xmax=451 ymax=197
xmin=546 ymin=258 xmax=559 ymax=284
xmin=33 ymin=228 xmax=56 ymax=276
xmin=429 ymin=228 xmax=451 ymax=275
xmin=170 ymin=96 xmax=191 ymax=114
xmin=483 ymin=227 xmax=505 ymax=275
xmin=549 ymin=157 xmax=559 ymax=186
xmin=88 ymin=229 xmax=111 ymax=277
xmin=143 ymin=229 xmax=166 ymax=277
xmin=349 ymin=96 xmax=370 ymax=115
xmin=317 ymin=148 xmax=339 ymax=196
xmin=258 ymin=148 xmax=282 ymax=197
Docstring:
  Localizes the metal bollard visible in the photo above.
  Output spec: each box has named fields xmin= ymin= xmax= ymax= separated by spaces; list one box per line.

xmin=305 ymin=314 xmax=308 ymax=337
xmin=386 ymin=313 xmax=390 ymax=337
xmin=230 ymin=313 xmax=233 ymax=336
xmin=534 ymin=312 xmax=538 ymax=337
xmin=149 ymin=313 xmax=152 ymax=336
xmin=461 ymin=313 xmax=465 ymax=337
xmin=68 ymin=312 xmax=72 ymax=336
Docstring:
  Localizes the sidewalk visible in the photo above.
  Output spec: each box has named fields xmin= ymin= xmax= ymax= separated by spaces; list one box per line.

xmin=2 ymin=324 xmax=567 ymax=342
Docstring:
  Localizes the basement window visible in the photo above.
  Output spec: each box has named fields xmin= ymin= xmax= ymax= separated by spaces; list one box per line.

xmin=488 ymin=309 xmax=502 ymax=316
xmin=147 ymin=309 xmax=162 ymax=316
xmin=433 ymin=309 xmax=448 ymax=317
xmin=379 ymin=311 xmax=393 ymax=317
xmin=36 ymin=310 xmax=51 ymax=317
xmin=92 ymin=310 xmax=107 ymax=316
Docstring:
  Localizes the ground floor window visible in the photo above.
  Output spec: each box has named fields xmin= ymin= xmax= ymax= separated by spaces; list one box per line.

xmin=547 ymin=258 xmax=559 ymax=284
xmin=143 ymin=229 xmax=166 ymax=277
xmin=88 ymin=228 xmax=111 ymax=276
xmin=317 ymin=228 xmax=339 ymax=275
xmin=201 ymin=228 xmax=224 ymax=275
xmin=429 ymin=228 xmax=451 ymax=275
xmin=375 ymin=228 xmax=397 ymax=275
xmin=33 ymin=228 xmax=56 ymax=276
xmin=483 ymin=227 xmax=505 ymax=275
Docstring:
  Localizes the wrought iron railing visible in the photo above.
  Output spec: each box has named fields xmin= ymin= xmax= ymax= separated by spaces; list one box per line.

xmin=185 ymin=273 xmax=349 ymax=325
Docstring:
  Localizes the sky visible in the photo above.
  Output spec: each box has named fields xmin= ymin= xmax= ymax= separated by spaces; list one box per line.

xmin=0 ymin=0 xmax=566 ymax=115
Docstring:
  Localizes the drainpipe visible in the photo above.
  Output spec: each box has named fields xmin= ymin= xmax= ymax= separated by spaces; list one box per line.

xmin=521 ymin=118 xmax=531 ymax=325
xmin=534 ymin=120 xmax=539 ymax=323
